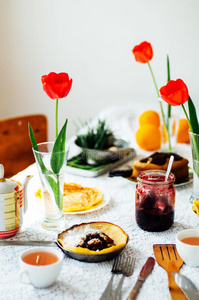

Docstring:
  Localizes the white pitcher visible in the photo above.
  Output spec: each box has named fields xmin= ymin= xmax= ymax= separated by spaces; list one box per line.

xmin=0 ymin=164 xmax=32 ymax=238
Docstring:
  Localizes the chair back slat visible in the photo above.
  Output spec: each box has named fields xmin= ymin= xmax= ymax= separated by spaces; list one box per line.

xmin=0 ymin=114 xmax=48 ymax=178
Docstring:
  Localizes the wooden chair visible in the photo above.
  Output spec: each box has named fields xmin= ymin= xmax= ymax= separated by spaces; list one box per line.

xmin=0 ymin=114 xmax=48 ymax=178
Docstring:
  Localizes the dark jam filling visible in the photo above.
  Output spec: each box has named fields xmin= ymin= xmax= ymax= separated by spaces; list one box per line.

xmin=140 ymin=152 xmax=182 ymax=166
xmin=136 ymin=209 xmax=174 ymax=232
xmin=77 ymin=232 xmax=115 ymax=251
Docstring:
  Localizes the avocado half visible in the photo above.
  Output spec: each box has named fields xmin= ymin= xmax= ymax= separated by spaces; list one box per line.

xmin=57 ymin=221 xmax=128 ymax=262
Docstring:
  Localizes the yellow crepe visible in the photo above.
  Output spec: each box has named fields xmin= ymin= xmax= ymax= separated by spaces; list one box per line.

xmin=63 ymin=183 xmax=103 ymax=212
xmin=35 ymin=182 xmax=103 ymax=212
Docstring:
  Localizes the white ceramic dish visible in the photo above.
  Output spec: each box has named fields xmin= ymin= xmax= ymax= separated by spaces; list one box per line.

xmin=176 ymin=228 xmax=199 ymax=267
xmin=74 ymin=138 xmax=130 ymax=165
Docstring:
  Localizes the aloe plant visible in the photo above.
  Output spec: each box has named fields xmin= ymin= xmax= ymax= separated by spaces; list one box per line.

xmin=75 ymin=119 xmax=114 ymax=150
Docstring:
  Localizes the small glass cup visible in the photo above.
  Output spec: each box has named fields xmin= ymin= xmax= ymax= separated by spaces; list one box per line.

xmin=135 ymin=170 xmax=175 ymax=232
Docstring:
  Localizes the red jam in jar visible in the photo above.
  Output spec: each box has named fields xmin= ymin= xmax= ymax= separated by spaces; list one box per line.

xmin=135 ymin=170 xmax=175 ymax=232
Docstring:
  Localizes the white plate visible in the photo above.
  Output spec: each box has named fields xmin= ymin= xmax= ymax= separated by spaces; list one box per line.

xmin=63 ymin=193 xmax=111 ymax=215
xmin=175 ymin=176 xmax=193 ymax=187
xmin=34 ymin=186 xmax=111 ymax=215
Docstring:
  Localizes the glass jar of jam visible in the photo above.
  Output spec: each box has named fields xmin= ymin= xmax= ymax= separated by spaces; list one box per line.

xmin=135 ymin=170 xmax=175 ymax=232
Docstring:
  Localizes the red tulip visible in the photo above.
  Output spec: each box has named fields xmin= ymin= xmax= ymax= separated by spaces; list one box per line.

xmin=41 ymin=72 xmax=72 ymax=99
xmin=132 ymin=41 xmax=153 ymax=63
xmin=159 ymin=79 xmax=189 ymax=106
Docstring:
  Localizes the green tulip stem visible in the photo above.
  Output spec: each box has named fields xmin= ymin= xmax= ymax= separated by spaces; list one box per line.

xmin=181 ymin=104 xmax=193 ymax=132
xmin=147 ymin=62 xmax=160 ymax=97
xmin=56 ymin=173 xmax=61 ymax=208
xmin=166 ymin=55 xmax=171 ymax=119
xmin=147 ymin=62 xmax=172 ymax=152
xmin=56 ymin=98 xmax=59 ymax=139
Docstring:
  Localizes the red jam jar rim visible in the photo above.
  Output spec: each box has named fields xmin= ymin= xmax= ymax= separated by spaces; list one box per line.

xmin=137 ymin=170 xmax=175 ymax=185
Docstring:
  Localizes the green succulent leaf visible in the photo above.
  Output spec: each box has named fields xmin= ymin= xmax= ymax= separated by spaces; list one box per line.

xmin=50 ymin=119 xmax=68 ymax=174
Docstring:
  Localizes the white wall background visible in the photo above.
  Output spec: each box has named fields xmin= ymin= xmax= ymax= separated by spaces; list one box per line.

xmin=1 ymin=0 xmax=199 ymax=141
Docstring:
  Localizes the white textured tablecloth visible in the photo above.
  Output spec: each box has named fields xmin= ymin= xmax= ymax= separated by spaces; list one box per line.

xmin=1 ymin=103 xmax=199 ymax=300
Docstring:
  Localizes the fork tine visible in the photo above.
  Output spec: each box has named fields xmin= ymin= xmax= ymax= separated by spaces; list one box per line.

xmin=129 ymin=257 xmax=135 ymax=274
xmin=112 ymin=254 xmax=125 ymax=273
xmin=122 ymin=258 xmax=129 ymax=274
xmin=112 ymin=255 xmax=119 ymax=271
xmin=123 ymin=257 xmax=135 ymax=276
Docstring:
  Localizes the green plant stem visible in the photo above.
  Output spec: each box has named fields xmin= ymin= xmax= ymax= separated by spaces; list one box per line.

xmin=166 ymin=55 xmax=172 ymax=152
xmin=167 ymin=55 xmax=171 ymax=119
xmin=147 ymin=62 xmax=172 ymax=151
xmin=147 ymin=62 xmax=160 ymax=97
xmin=181 ymin=104 xmax=193 ymax=132
xmin=167 ymin=55 xmax=170 ymax=82
xmin=56 ymin=174 xmax=62 ymax=209
xmin=167 ymin=105 xmax=171 ymax=119
xmin=56 ymin=98 xmax=59 ymax=139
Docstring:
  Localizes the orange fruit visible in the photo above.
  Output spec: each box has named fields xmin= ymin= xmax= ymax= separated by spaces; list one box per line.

xmin=177 ymin=119 xmax=190 ymax=143
xmin=136 ymin=124 xmax=161 ymax=151
xmin=139 ymin=110 xmax=160 ymax=128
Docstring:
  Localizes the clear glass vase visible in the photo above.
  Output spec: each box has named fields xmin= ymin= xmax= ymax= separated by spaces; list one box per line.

xmin=158 ymin=98 xmax=179 ymax=153
xmin=189 ymin=131 xmax=199 ymax=203
xmin=161 ymin=115 xmax=178 ymax=153
xmin=33 ymin=142 xmax=69 ymax=231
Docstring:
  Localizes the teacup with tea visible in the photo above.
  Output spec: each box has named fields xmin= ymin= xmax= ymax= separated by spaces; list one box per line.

xmin=19 ymin=247 xmax=64 ymax=288
xmin=176 ymin=228 xmax=199 ymax=267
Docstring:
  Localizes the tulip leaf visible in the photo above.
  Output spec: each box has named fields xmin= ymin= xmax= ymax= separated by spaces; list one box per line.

xmin=50 ymin=119 xmax=68 ymax=174
xmin=188 ymin=97 xmax=199 ymax=134
xmin=28 ymin=123 xmax=53 ymax=175
xmin=29 ymin=122 xmax=66 ymax=208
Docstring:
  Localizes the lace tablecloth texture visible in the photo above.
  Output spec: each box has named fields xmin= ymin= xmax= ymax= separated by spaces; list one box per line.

xmin=1 ymin=103 xmax=199 ymax=300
